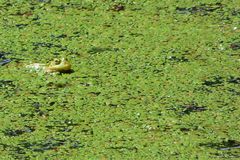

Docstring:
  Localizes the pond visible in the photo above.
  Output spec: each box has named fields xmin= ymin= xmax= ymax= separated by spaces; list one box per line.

xmin=0 ymin=0 xmax=240 ymax=159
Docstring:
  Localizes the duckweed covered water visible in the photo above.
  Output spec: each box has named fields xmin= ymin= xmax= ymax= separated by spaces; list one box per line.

xmin=0 ymin=0 xmax=240 ymax=159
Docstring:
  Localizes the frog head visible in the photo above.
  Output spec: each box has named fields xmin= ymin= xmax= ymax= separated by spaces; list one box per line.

xmin=46 ymin=58 xmax=71 ymax=73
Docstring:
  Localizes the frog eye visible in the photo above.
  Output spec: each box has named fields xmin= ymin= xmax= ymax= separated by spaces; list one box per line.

xmin=53 ymin=59 xmax=61 ymax=64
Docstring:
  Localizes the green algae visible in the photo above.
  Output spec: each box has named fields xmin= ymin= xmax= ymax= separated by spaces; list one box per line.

xmin=0 ymin=0 xmax=240 ymax=159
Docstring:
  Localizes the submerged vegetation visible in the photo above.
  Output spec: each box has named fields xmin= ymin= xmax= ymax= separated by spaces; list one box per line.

xmin=0 ymin=0 xmax=240 ymax=159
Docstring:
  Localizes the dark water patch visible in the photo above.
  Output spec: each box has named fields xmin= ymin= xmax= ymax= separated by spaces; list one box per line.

xmin=232 ymin=9 xmax=240 ymax=16
xmin=168 ymin=103 xmax=207 ymax=116
xmin=111 ymin=4 xmax=125 ymax=12
xmin=176 ymin=3 xmax=224 ymax=15
xmin=52 ymin=2 xmax=96 ymax=11
xmin=49 ymin=101 xmax=55 ymax=106
xmin=108 ymin=103 xmax=118 ymax=107
xmin=79 ymin=82 xmax=92 ymax=87
xmin=57 ymin=126 xmax=73 ymax=132
xmin=81 ymin=127 xmax=93 ymax=135
xmin=1 ymin=2 xmax=13 ymax=8
xmin=227 ymin=76 xmax=240 ymax=84
xmin=69 ymin=140 xmax=84 ymax=149
xmin=0 ymin=143 xmax=29 ymax=159
xmin=161 ymin=49 xmax=189 ymax=64
xmin=20 ymin=138 xmax=65 ymax=152
xmin=32 ymin=42 xmax=67 ymax=51
xmin=33 ymin=22 xmax=41 ymax=26
xmin=46 ymin=81 xmax=69 ymax=88
xmin=129 ymin=32 xmax=143 ymax=37
xmin=107 ymin=146 xmax=138 ymax=153
xmin=33 ymin=42 xmax=62 ymax=48
xmin=213 ymin=152 xmax=240 ymax=159
xmin=194 ymin=86 xmax=213 ymax=93
xmin=15 ymin=24 xmax=28 ymax=29
xmin=32 ymin=102 xmax=41 ymax=109
xmin=73 ymin=31 xmax=81 ymax=35
xmin=19 ymin=137 xmax=84 ymax=153
xmin=0 ymin=59 xmax=11 ymax=66
xmin=0 ymin=80 xmax=15 ymax=88
xmin=54 ymin=4 xmax=66 ymax=11
xmin=106 ymin=101 xmax=126 ymax=108
xmin=230 ymin=42 xmax=240 ymax=50
xmin=88 ymin=91 xmax=101 ymax=96
xmin=88 ymin=47 xmax=120 ymax=54
xmin=0 ymin=51 xmax=11 ymax=66
xmin=0 ymin=138 xmax=83 ymax=159
xmin=167 ymin=56 xmax=189 ymax=63
xmin=10 ymin=11 xmax=33 ymax=17
xmin=0 ymin=80 xmax=18 ymax=98
xmin=38 ymin=0 xmax=51 ymax=3
xmin=179 ymin=104 xmax=207 ymax=115
xmin=180 ymin=127 xmax=191 ymax=132
xmin=0 ymin=51 xmax=7 ymax=58
xmin=201 ymin=140 xmax=240 ymax=151
xmin=32 ymin=15 xmax=40 ymax=21
xmin=202 ymin=76 xmax=224 ymax=87
xmin=32 ymin=102 xmax=48 ymax=117
xmin=62 ymin=119 xmax=76 ymax=126
xmin=3 ymin=126 xmax=35 ymax=137
xmin=228 ymin=88 xmax=240 ymax=95
xmin=45 ymin=119 xmax=78 ymax=133
xmin=0 ymin=51 xmax=11 ymax=59
xmin=153 ymin=69 xmax=162 ymax=73
xmin=64 ymin=2 xmax=95 ymax=11
xmin=32 ymin=102 xmax=43 ymax=113
xmin=40 ymin=112 xmax=50 ymax=118
xmin=19 ymin=113 xmax=31 ymax=117
xmin=50 ymin=34 xmax=67 ymax=39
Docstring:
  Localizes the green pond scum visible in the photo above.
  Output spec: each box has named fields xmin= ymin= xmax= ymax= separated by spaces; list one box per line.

xmin=0 ymin=0 xmax=240 ymax=159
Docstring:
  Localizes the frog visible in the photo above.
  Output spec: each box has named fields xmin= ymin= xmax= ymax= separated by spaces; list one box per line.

xmin=26 ymin=58 xmax=72 ymax=74
xmin=45 ymin=58 xmax=71 ymax=73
